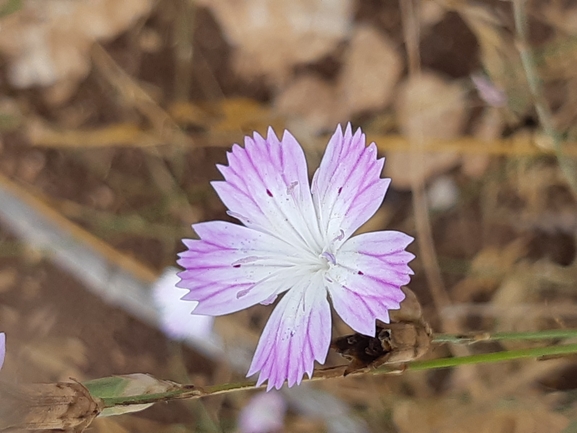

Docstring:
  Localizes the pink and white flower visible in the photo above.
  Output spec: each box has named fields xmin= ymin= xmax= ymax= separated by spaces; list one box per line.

xmin=177 ymin=124 xmax=414 ymax=390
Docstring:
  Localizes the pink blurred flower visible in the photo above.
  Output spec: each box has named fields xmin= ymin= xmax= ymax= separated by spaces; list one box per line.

xmin=178 ymin=124 xmax=414 ymax=390
xmin=238 ymin=390 xmax=286 ymax=433
xmin=471 ymin=73 xmax=507 ymax=107
xmin=0 ymin=333 xmax=5 ymax=370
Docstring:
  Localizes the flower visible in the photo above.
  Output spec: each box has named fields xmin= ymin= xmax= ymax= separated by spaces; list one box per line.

xmin=0 ymin=333 xmax=5 ymax=371
xmin=238 ymin=390 xmax=286 ymax=433
xmin=152 ymin=267 xmax=215 ymax=341
xmin=471 ymin=73 xmax=507 ymax=107
xmin=177 ymin=124 xmax=414 ymax=390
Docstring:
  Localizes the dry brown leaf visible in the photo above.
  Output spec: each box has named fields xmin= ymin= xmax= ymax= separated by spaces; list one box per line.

xmin=0 ymin=97 xmax=24 ymax=132
xmin=451 ymin=240 xmax=528 ymax=303
xmin=0 ymin=0 xmax=153 ymax=102
xmin=395 ymin=72 xmax=467 ymax=140
xmin=92 ymin=418 xmax=130 ymax=433
xmin=21 ymin=336 xmax=88 ymax=381
xmin=386 ymin=72 xmax=467 ymax=189
xmin=420 ymin=0 xmax=447 ymax=28
xmin=393 ymin=397 xmax=569 ymax=433
xmin=542 ymin=4 xmax=577 ymax=35
xmin=461 ymin=106 xmax=504 ymax=178
xmin=491 ymin=267 xmax=541 ymax=341
xmin=0 ymin=268 xmax=16 ymax=294
xmin=211 ymin=97 xmax=285 ymax=136
xmin=200 ymin=0 xmax=353 ymax=85
xmin=275 ymin=75 xmax=346 ymax=133
xmin=338 ymin=25 xmax=402 ymax=115
xmin=168 ymin=101 xmax=215 ymax=128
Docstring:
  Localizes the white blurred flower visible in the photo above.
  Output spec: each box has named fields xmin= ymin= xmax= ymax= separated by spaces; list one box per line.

xmin=427 ymin=176 xmax=459 ymax=212
xmin=238 ymin=390 xmax=287 ymax=433
xmin=152 ymin=267 xmax=214 ymax=341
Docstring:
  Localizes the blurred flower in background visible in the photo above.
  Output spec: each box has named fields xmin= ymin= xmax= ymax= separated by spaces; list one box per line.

xmin=152 ymin=268 xmax=214 ymax=341
xmin=238 ymin=390 xmax=287 ymax=433
xmin=471 ymin=73 xmax=507 ymax=108
xmin=178 ymin=124 xmax=415 ymax=390
xmin=0 ymin=333 xmax=5 ymax=371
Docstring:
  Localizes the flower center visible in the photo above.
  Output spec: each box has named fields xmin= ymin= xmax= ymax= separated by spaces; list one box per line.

xmin=320 ymin=251 xmax=336 ymax=266
xmin=319 ymin=250 xmax=337 ymax=272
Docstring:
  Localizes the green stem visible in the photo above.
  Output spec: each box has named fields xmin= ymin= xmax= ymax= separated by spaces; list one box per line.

xmin=512 ymin=0 xmax=577 ymax=196
xmin=513 ymin=0 xmax=557 ymax=141
xmin=400 ymin=343 xmax=577 ymax=372
xmin=433 ymin=328 xmax=577 ymax=344
xmin=98 ymin=337 xmax=577 ymax=408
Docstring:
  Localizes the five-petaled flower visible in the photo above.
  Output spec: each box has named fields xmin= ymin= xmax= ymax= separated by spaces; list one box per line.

xmin=177 ymin=124 xmax=415 ymax=390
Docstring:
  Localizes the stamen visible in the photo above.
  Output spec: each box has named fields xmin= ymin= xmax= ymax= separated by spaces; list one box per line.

xmin=236 ymin=288 xmax=251 ymax=299
xmin=287 ymin=181 xmax=298 ymax=195
xmin=321 ymin=251 xmax=337 ymax=265
xmin=232 ymin=256 xmax=259 ymax=266
xmin=333 ymin=229 xmax=345 ymax=242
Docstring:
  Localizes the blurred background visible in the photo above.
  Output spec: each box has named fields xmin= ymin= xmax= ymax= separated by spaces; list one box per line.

xmin=1 ymin=0 xmax=577 ymax=431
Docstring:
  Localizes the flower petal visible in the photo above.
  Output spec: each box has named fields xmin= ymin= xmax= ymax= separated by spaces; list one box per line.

xmin=0 ymin=333 xmax=5 ymax=371
xmin=212 ymin=128 xmax=322 ymax=253
xmin=326 ymin=231 xmax=415 ymax=335
xmin=311 ymin=124 xmax=390 ymax=244
xmin=178 ymin=221 xmax=315 ymax=316
xmin=247 ymin=273 xmax=331 ymax=390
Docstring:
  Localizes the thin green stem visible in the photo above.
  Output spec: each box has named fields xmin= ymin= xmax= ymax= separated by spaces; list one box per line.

xmin=512 ymin=0 xmax=577 ymax=195
xmin=433 ymin=328 xmax=577 ymax=344
xmin=97 ymin=337 xmax=577 ymax=409
xmin=513 ymin=0 xmax=557 ymax=141
xmin=400 ymin=343 xmax=577 ymax=372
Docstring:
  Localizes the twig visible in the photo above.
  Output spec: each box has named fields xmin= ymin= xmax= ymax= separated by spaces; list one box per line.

xmin=95 ymin=340 xmax=577 ymax=408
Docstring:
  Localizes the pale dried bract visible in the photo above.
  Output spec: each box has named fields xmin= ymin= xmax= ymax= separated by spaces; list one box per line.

xmin=0 ymin=381 xmax=102 ymax=432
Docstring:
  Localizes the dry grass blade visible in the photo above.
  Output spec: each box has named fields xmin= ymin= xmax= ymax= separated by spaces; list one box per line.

xmin=91 ymin=44 xmax=192 ymax=149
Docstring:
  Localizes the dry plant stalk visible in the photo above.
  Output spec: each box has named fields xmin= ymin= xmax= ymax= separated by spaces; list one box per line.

xmin=0 ymin=381 xmax=103 ymax=432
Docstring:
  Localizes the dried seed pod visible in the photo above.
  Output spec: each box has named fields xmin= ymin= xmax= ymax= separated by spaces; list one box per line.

xmin=331 ymin=287 xmax=432 ymax=375
xmin=0 ymin=381 xmax=102 ymax=432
